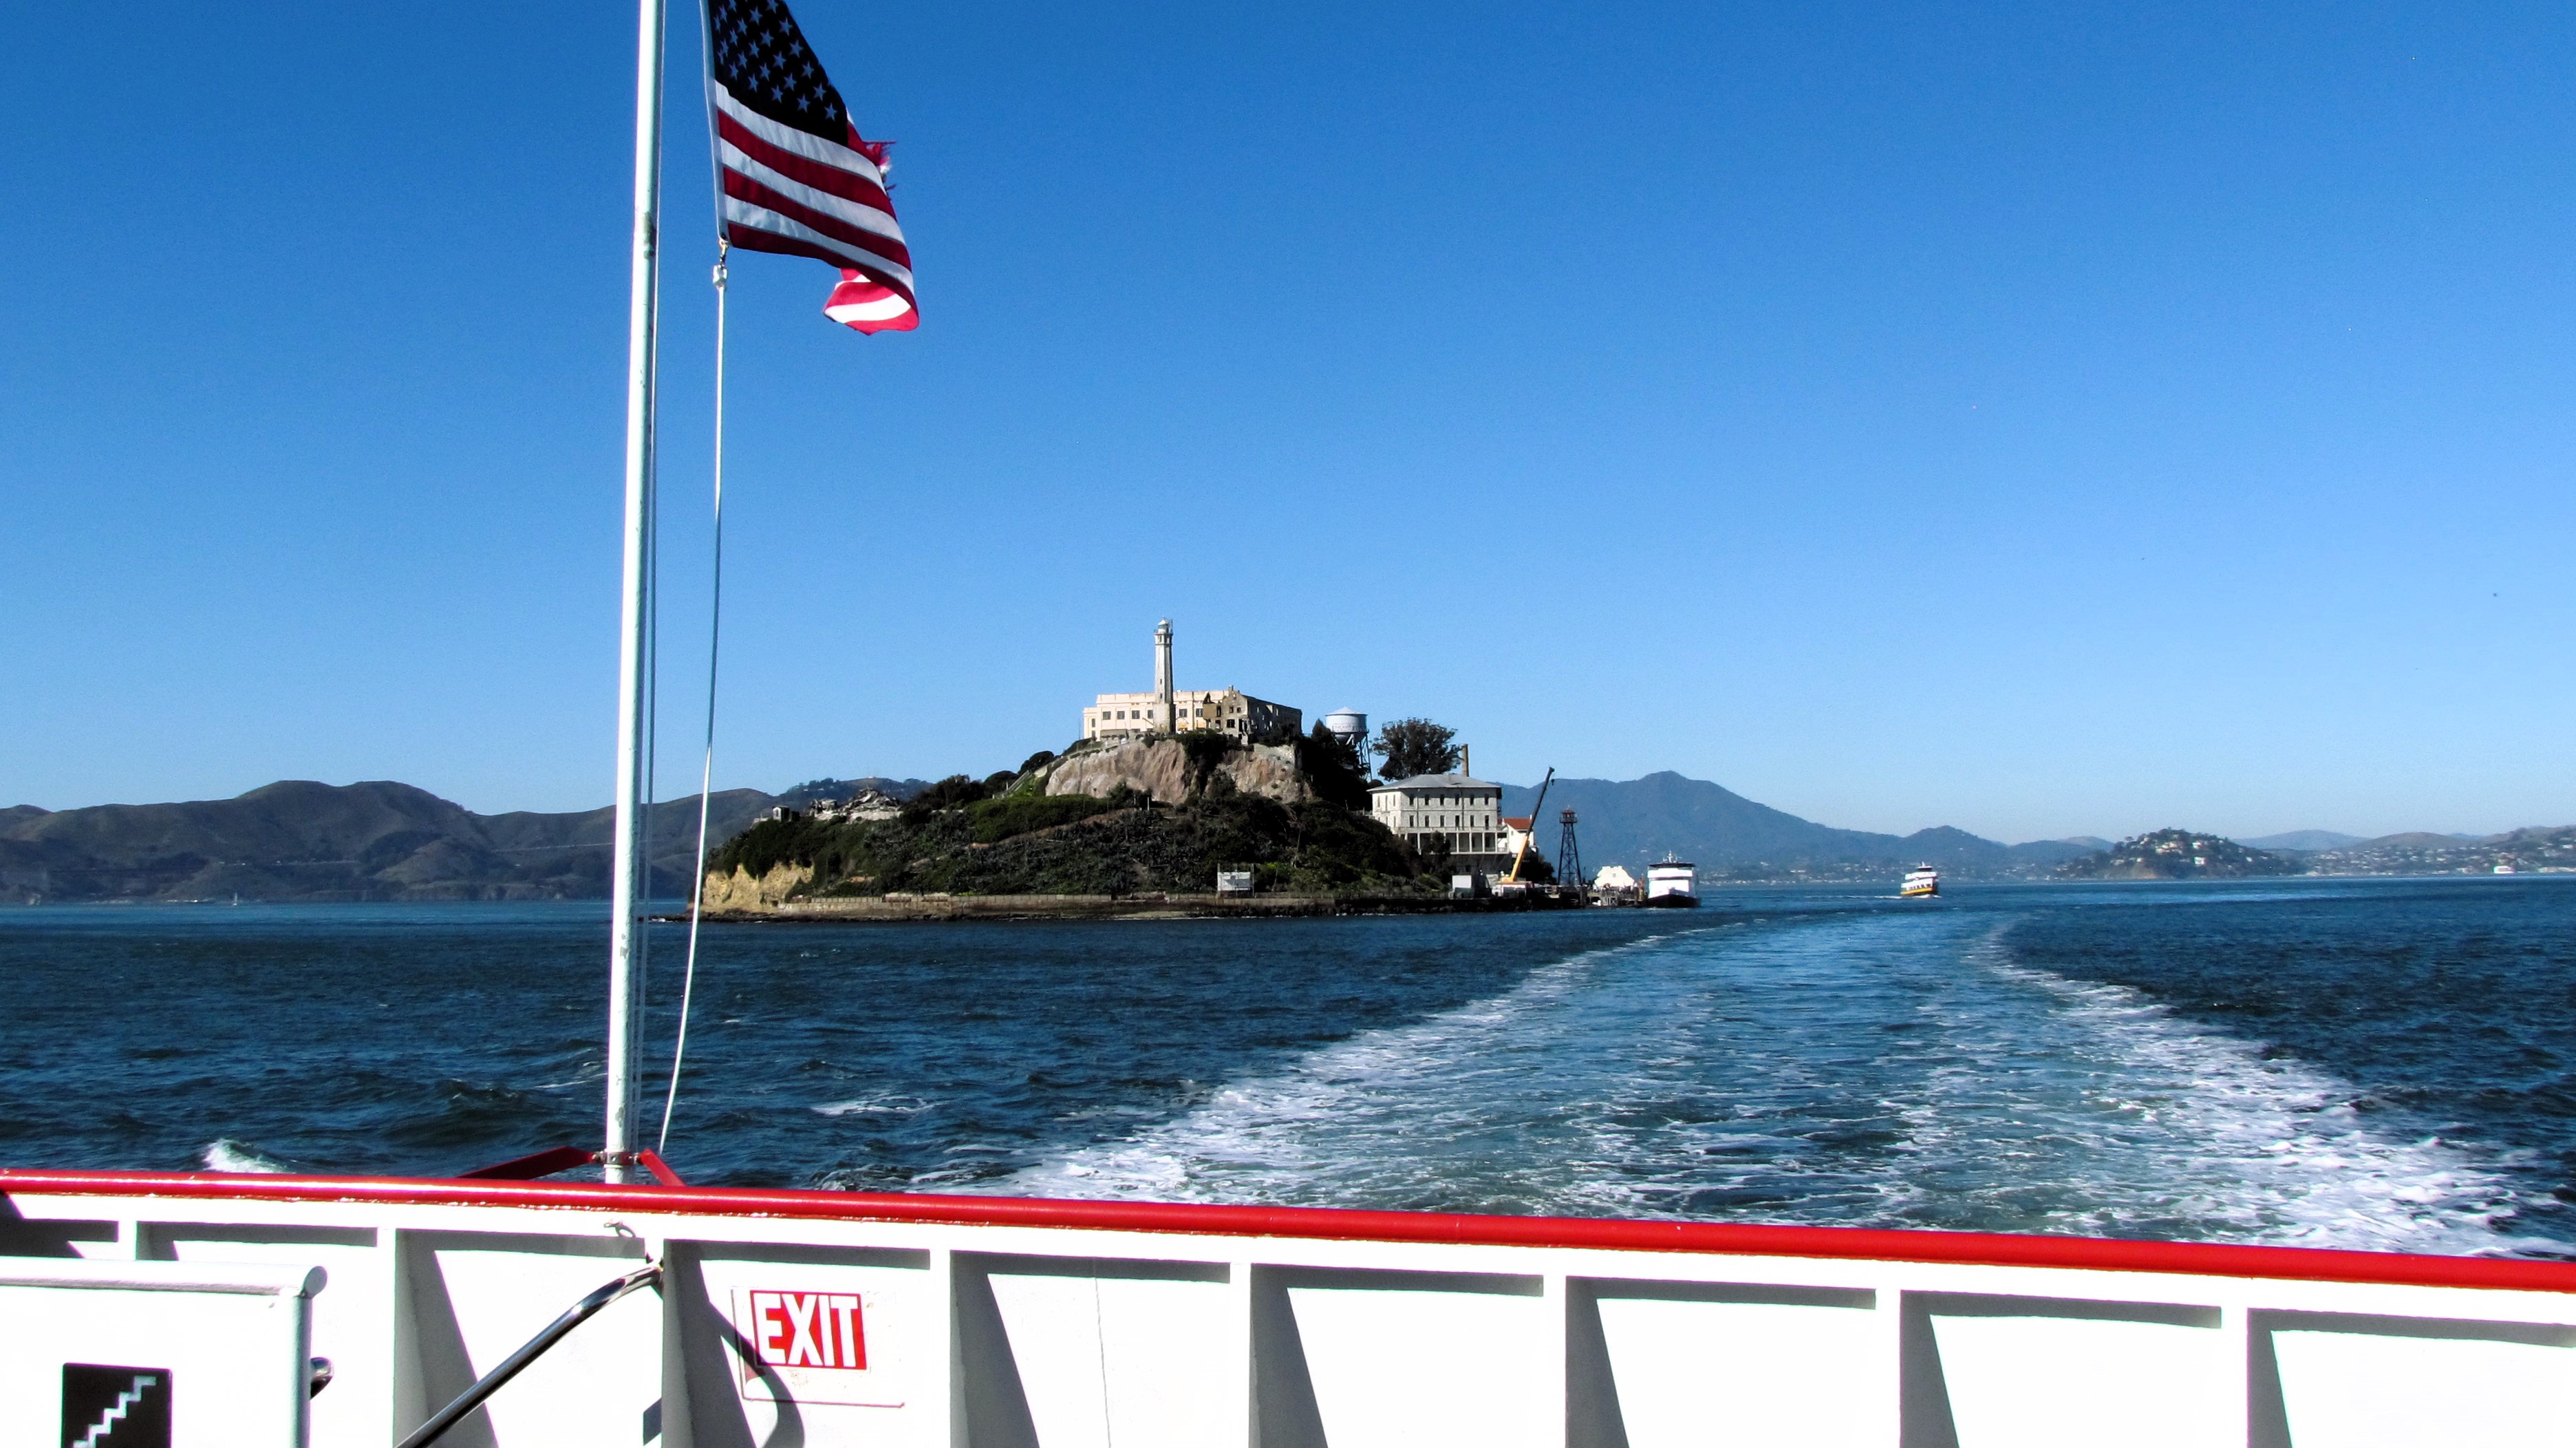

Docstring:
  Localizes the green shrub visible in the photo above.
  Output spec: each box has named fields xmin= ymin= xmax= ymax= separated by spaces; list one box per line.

xmin=966 ymin=791 xmax=1122 ymax=844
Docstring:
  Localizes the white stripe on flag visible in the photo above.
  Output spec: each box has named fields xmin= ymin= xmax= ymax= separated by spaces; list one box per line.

xmin=720 ymin=198 xmax=919 ymax=292
xmin=711 ymin=85 xmax=886 ymax=188
xmin=718 ymin=139 xmax=905 ymax=244
xmin=826 ymin=292 xmax=912 ymax=323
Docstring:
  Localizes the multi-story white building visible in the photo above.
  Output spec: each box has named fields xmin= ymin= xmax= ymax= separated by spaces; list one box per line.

xmin=1081 ymin=619 xmax=1301 ymax=743
xmin=1370 ymin=772 xmax=1510 ymax=872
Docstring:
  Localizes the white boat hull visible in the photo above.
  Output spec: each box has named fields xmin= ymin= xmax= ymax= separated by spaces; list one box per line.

xmin=6 ymin=1170 xmax=2575 ymax=1447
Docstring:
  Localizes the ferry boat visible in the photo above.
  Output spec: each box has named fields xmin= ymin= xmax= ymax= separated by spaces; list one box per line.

xmin=1642 ymin=857 xmax=1699 ymax=908
xmin=11 ymin=4 xmax=2575 ymax=1444
xmin=1901 ymin=866 xmax=1940 ymax=899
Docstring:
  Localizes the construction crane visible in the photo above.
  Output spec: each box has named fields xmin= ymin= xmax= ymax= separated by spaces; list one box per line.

xmin=1504 ymin=767 xmax=1556 ymax=885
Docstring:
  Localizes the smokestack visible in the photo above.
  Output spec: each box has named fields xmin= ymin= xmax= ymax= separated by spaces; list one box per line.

xmin=1155 ymin=619 xmax=1174 ymax=733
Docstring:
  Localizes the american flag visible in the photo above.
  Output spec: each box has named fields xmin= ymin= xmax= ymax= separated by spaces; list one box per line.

xmin=705 ymin=0 xmax=916 ymax=332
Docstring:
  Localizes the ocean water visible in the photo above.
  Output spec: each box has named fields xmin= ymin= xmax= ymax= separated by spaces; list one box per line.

xmin=3 ymin=877 xmax=2573 ymax=1256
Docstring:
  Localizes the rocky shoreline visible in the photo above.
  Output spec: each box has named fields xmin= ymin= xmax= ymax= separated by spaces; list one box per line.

xmin=674 ymin=889 xmax=1588 ymax=924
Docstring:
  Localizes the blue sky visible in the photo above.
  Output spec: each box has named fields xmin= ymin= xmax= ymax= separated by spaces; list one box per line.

xmin=5 ymin=1 xmax=2573 ymax=843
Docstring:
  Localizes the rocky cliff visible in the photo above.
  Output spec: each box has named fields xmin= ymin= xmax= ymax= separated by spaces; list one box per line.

xmin=1043 ymin=737 xmax=1309 ymax=806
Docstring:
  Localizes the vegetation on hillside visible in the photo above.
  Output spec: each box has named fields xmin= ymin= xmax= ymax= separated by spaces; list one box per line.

xmin=707 ymin=736 xmax=1432 ymax=899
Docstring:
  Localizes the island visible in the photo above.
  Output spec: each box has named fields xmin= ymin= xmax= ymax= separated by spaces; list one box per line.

xmin=695 ymin=730 xmax=1571 ymax=921
xmin=2052 ymin=829 xmax=2296 ymax=881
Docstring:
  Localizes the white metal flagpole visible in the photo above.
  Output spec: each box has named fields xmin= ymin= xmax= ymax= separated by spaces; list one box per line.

xmin=605 ymin=0 xmax=669 ymax=1185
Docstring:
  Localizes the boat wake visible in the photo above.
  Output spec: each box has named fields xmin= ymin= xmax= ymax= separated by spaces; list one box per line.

xmin=1000 ymin=914 xmax=2542 ymax=1254
xmin=200 ymin=1138 xmax=292 ymax=1174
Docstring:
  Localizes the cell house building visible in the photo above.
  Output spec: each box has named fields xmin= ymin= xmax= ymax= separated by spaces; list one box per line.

xmin=1082 ymin=619 xmax=1301 ymax=742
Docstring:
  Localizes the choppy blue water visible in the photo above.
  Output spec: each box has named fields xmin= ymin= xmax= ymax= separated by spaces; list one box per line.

xmin=4 ymin=878 xmax=2573 ymax=1255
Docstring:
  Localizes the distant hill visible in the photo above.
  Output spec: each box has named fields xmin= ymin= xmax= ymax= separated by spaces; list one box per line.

xmin=2055 ymin=829 xmax=2296 ymax=881
xmin=2244 ymin=829 xmax=2367 ymax=853
xmin=2304 ymin=826 xmax=2576 ymax=877
xmin=775 ymin=777 xmax=930 ymax=807
xmin=1494 ymin=772 xmax=2086 ymax=881
xmin=21 ymin=771 xmax=2551 ymax=901
xmin=0 ymin=780 xmax=788 ymax=903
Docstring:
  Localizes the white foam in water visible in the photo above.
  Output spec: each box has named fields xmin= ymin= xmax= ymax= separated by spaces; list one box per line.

xmin=1893 ymin=935 xmax=2539 ymax=1253
xmin=997 ymin=916 xmax=2546 ymax=1254
xmin=201 ymin=1138 xmax=290 ymax=1174
xmin=812 ymin=1094 xmax=934 ymax=1116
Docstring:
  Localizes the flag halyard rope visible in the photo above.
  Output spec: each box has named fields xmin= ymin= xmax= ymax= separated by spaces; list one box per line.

xmin=661 ymin=240 xmax=728 ymax=1156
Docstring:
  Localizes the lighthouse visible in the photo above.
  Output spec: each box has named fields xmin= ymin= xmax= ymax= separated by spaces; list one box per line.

xmin=1154 ymin=618 xmax=1175 ymax=732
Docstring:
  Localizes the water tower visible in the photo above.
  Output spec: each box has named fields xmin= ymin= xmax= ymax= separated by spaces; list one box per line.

xmin=1324 ymin=708 xmax=1368 ymax=764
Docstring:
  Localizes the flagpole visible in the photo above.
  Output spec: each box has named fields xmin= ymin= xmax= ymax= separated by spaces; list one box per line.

xmin=605 ymin=0 xmax=669 ymax=1185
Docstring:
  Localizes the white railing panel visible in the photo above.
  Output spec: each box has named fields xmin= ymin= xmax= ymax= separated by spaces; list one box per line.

xmin=982 ymin=1260 xmax=1238 ymax=1448
xmin=2264 ymin=1318 xmax=2576 ymax=1448
xmin=1926 ymin=1308 xmax=2231 ymax=1448
xmin=1591 ymin=1286 xmax=1883 ymax=1448
xmin=1283 ymin=1273 xmax=1552 ymax=1448
xmin=411 ymin=1236 xmax=660 ymax=1447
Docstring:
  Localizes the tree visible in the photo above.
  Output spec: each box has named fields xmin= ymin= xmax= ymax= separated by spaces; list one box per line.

xmin=1300 ymin=722 xmax=1373 ymax=810
xmin=901 ymin=774 xmax=992 ymax=822
xmin=1373 ymin=717 xmax=1461 ymax=780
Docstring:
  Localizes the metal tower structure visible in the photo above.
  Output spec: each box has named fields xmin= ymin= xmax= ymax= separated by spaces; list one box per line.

xmin=1556 ymin=807 xmax=1583 ymax=891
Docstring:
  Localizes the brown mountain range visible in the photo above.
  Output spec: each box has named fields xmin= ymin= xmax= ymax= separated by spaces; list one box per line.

xmin=0 ymin=780 xmax=785 ymax=902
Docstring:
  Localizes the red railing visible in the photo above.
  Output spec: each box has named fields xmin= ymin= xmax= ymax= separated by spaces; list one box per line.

xmin=5 ymin=1166 xmax=2573 ymax=1295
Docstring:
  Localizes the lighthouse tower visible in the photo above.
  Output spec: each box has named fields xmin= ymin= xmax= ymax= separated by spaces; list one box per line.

xmin=1154 ymin=619 xmax=1175 ymax=733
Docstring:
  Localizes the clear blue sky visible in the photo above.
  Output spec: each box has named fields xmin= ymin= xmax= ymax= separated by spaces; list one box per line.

xmin=5 ymin=1 xmax=2572 ymax=844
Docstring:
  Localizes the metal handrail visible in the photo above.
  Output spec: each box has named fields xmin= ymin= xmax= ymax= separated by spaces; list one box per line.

xmin=394 ymin=1261 xmax=662 ymax=1448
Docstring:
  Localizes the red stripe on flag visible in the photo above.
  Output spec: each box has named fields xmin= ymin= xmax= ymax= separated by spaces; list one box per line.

xmin=716 ymin=113 xmax=896 ymax=215
xmin=721 ymin=173 xmax=913 ymax=274
xmin=727 ymin=230 xmax=916 ymax=312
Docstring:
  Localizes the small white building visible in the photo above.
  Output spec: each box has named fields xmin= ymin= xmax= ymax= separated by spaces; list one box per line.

xmin=1370 ymin=773 xmax=1510 ymax=872
xmin=1593 ymin=864 xmax=1640 ymax=902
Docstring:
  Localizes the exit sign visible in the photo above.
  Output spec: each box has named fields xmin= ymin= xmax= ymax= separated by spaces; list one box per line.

xmin=731 ymin=1288 xmax=904 ymax=1407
